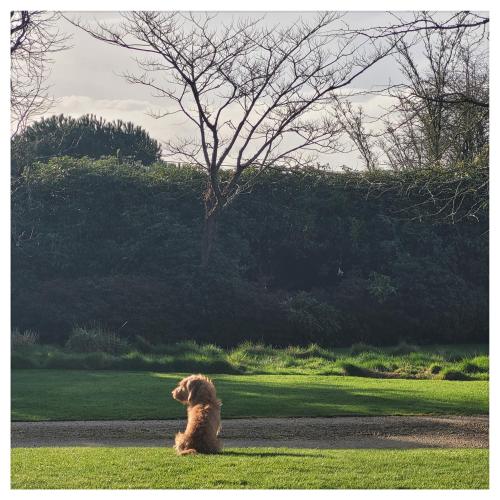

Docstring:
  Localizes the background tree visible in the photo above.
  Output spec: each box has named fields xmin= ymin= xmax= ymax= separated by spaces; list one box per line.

xmin=11 ymin=114 xmax=163 ymax=176
xmin=10 ymin=11 xmax=69 ymax=137
xmin=71 ymin=12 xmax=398 ymax=265
xmin=330 ymin=11 xmax=488 ymax=223
xmin=380 ymin=22 xmax=489 ymax=169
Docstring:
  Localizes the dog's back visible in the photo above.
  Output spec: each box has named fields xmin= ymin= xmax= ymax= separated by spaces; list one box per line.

xmin=175 ymin=400 xmax=222 ymax=454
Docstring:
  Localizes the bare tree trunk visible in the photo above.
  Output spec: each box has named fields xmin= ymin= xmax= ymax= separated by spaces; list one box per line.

xmin=201 ymin=185 xmax=221 ymax=268
xmin=201 ymin=210 xmax=218 ymax=268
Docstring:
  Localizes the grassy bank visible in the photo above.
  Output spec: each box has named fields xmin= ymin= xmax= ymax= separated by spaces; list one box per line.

xmin=12 ymin=370 xmax=488 ymax=421
xmin=12 ymin=341 xmax=489 ymax=380
xmin=11 ymin=447 xmax=488 ymax=489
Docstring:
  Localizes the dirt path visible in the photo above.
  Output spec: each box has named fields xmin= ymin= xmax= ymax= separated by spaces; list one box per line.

xmin=12 ymin=416 xmax=488 ymax=449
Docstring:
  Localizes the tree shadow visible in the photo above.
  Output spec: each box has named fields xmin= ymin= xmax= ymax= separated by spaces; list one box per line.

xmin=213 ymin=376 xmax=488 ymax=417
xmin=221 ymin=449 xmax=328 ymax=458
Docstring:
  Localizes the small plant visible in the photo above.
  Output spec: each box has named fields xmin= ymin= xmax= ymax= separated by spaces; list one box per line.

xmin=65 ymin=326 xmax=129 ymax=355
xmin=340 ymin=362 xmax=374 ymax=377
xmin=11 ymin=329 xmax=39 ymax=349
xmin=460 ymin=361 xmax=483 ymax=374
xmin=429 ymin=363 xmax=442 ymax=374
xmin=439 ymin=369 xmax=470 ymax=381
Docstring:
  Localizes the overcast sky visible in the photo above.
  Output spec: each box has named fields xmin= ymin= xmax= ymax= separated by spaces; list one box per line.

xmin=42 ymin=11 xmax=463 ymax=168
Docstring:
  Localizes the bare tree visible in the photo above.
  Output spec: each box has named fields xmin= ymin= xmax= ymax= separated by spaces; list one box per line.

xmin=349 ymin=11 xmax=488 ymax=41
xmin=379 ymin=18 xmax=488 ymax=170
xmin=69 ymin=12 xmax=399 ymax=265
xmin=10 ymin=11 xmax=70 ymax=137
xmin=333 ymin=99 xmax=378 ymax=171
xmin=326 ymin=11 xmax=488 ymax=223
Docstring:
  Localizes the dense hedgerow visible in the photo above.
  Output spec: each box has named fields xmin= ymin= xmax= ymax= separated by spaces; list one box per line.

xmin=11 ymin=156 xmax=488 ymax=347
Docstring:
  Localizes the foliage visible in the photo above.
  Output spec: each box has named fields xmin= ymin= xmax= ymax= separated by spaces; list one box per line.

xmin=11 ymin=114 xmax=162 ymax=175
xmin=11 ymin=156 xmax=488 ymax=347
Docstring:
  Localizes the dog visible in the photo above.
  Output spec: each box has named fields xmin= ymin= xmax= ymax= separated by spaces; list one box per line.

xmin=171 ymin=374 xmax=222 ymax=455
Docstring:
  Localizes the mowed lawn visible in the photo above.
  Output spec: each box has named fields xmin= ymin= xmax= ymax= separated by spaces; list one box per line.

xmin=11 ymin=447 xmax=488 ymax=489
xmin=12 ymin=369 xmax=488 ymax=421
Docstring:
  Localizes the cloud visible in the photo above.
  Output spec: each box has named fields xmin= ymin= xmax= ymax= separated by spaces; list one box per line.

xmin=43 ymin=95 xmax=194 ymax=145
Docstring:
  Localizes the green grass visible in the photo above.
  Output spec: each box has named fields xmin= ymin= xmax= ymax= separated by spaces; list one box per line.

xmin=12 ymin=370 xmax=488 ymax=421
xmin=11 ymin=447 xmax=488 ymax=489
xmin=12 ymin=341 xmax=489 ymax=380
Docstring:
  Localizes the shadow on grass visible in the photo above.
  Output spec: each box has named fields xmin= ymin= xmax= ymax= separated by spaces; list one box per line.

xmin=11 ymin=370 xmax=488 ymax=421
xmin=213 ymin=377 xmax=488 ymax=417
xmin=221 ymin=450 xmax=329 ymax=458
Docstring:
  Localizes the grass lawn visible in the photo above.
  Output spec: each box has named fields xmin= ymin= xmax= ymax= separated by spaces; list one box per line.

xmin=11 ymin=447 xmax=488 ymax=489
xmin=12 ymin=369 xmax=488 ymax=421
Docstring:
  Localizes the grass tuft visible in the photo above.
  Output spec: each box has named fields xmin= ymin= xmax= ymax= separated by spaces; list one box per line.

xmin=11 ymin=340 xmax=488 ymax=380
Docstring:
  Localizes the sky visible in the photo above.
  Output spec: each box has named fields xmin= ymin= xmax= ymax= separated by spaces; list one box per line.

xmin=41 ymin=11 xmax=467 ymax=169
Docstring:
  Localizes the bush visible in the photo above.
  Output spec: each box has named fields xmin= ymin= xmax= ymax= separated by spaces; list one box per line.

xmin=460 ymin=360 xmax=486 ymax=374
xmin=439 ymin=369 xmax=470 ymax=381
xmin=429 ymin=363 xmax=442 ymax=374
xmin=65 ymin=326 xmax=129 ymax=354
xmin=339 ymin=362 xmax=374 ymax=377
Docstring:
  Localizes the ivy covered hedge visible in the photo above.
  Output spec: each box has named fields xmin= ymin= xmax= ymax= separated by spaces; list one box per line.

xmin=11 ymin=156 xmax=488 ymax=347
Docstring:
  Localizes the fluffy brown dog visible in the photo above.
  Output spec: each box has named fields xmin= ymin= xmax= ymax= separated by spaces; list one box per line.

xmin=171 ymin=374 xmax=222 ymax=455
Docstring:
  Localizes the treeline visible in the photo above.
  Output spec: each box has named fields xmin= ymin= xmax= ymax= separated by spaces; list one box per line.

xmin=11 ymin=114 xmax=162 ymax=176
xmin=11 ymin=156 xmax=488 ymax=347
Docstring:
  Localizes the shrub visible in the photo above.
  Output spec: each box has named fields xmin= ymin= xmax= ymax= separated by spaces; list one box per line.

xmin=429 ymin=363 xmax=442 ymax=374
xmin=469 ymin=355 xmax=489 ymax=372
xmin=65 ymin=326 xmax=129 ymax=354
xmin=439 ymin=369 xmax=470 ymax=381
xmin=339 ymin=362 xmax=374 ymax=377
xmin=460 ymin=360 xmax=486 ymax=374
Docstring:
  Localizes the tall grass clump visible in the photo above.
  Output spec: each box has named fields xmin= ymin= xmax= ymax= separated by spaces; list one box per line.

xmin=65 ymin=326 xmax=129 ymax=355
xmin=11 ymin=329 xmax=39 ymax=350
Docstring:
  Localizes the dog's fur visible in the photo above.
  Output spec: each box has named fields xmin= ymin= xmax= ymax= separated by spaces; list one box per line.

xmin=171 ymin=374 xmax=222 ymax=455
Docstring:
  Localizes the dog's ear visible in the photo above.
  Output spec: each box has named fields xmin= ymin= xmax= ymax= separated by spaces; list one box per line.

xmin=187 ymin=378 xmax=202 ymax=403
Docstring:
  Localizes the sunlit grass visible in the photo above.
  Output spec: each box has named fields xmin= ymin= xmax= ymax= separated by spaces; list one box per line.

xmin=11 ymin=447 xmax=488 ymax=489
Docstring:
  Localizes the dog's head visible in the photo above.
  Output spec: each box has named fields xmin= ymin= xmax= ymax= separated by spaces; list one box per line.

xmin=172 ymin=374 xmax=217 ymax=405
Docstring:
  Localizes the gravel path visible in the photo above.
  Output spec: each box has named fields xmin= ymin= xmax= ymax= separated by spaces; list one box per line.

xmin=12 ymin=416 xmax=488 ymax=449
